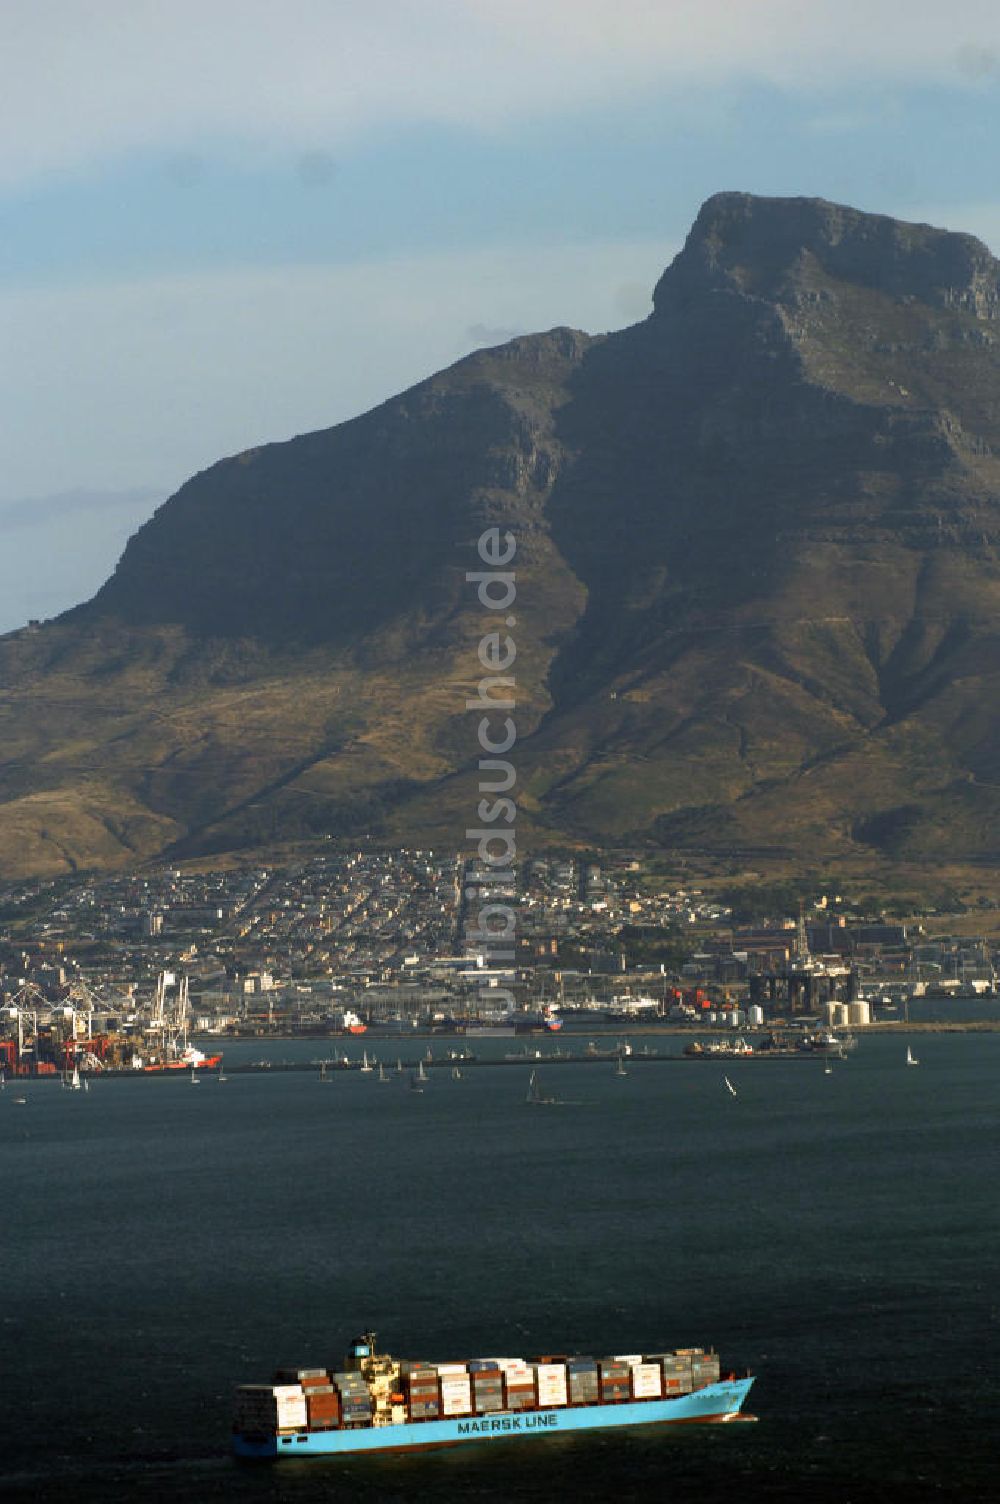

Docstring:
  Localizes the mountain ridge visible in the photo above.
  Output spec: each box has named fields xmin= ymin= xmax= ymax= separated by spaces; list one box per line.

xmin=2 ymin=191 xmax=1000 ymax=884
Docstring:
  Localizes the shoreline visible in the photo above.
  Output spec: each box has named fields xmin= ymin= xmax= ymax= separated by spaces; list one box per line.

xmin=191 ymin=1019 xmax=1000 ymax=1043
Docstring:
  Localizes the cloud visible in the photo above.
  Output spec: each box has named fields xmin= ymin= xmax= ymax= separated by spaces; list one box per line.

xmin=2 ymin=2 xmax=1000 ymax=187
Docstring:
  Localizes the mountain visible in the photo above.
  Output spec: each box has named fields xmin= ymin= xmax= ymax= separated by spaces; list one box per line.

xmin=3 ymin=191 xmax=1000 ymax=884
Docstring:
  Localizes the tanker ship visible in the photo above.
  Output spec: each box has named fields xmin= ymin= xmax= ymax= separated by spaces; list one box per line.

xmin=232 ymin=1332 xmax=755 ymax=1459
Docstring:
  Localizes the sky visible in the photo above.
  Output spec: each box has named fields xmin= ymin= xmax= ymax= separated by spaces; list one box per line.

xmin=3 ymin=0 xmax=1000 ymax=631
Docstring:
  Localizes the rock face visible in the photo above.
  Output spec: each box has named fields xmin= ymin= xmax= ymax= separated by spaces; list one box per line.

xmin=659 ymin=192 xmax=1000 ymax=316
xmin=2 ymin=193 xmax=1000 ymax=879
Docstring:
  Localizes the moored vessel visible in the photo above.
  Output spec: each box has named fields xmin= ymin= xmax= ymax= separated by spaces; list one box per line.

xmin=140 ymin=1045 xmax=223 ymax=1073
xmin=232 ymin=1331 xmax=755 ymax=1459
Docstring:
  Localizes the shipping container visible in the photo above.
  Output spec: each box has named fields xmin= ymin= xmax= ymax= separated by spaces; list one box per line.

xmin=534 ymin=1363 xmax=568 ymax=1406
xmin=439 ymin=1378 xmax=472 ymax=1409
xmin=631 ymin=1363 xmax=662 ymax=1399
xmin=473 ymin=1390 xmax=504 ymax=1413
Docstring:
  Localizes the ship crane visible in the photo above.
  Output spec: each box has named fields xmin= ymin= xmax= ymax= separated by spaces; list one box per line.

xmin=8 ymin=984 xmax=45 ymax=1072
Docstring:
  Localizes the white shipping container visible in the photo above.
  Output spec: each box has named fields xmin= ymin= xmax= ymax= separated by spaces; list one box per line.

xmin=436 ymin=1364 xmax=468 ymax=1376
xmin=271 ymin=1385 xmax=305 ymax=1400
xmin=631 ymin=1367 xmax=662 ymax=1398
xmin=440 ymin=1380 xmax=472 ymax=1401
xmin=275 ymin=1399 xmax=308 ymax=1419
xmin=441 ymin=1392 xmax=472 ymax=1415
xmin=537 ymin=1382 xmax=567 ymax=1406
xmin=613 ymin=1355 xmax=644 ymax=1364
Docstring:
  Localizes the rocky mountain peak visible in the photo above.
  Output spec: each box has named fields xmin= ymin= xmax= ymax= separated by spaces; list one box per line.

xmin=653 ymin=191 xmax=1000 ymax=318
xmin=3 ymin=191 xmax=1000 ymax=882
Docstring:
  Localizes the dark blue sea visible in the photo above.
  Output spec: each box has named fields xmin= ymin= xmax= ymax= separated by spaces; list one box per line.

xmin=3 ymin=1032 xmax=998 ymax=1502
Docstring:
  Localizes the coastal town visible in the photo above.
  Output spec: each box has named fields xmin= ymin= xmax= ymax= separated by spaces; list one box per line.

xmin=2 ymin=849 xmax=997 ymax=1074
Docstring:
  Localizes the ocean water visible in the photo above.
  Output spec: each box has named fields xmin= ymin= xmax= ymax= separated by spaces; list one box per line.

xmin=2 ymin=1033 xmax=998 ymax=1502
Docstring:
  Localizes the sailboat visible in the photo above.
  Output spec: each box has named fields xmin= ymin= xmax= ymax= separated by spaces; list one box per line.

xmin=191 ymin=1064 xmax=201 ymax=1084
xmin=526 ymin=1069 xmax=556 ymax=1105
xmin=378 ymin=1063 xmax=389 ymax=1082
xmin=409 ymin=1070 xmax=424 ymax=1094
xmin=218 ymin=1061 xmax=228 ymax=1082
xmin=360 ymin=1051 xmax=373 ymax=1073
xmin=613 ymin=1055 xmax=628 ymax=1078
xmin=451 ymin=1065 xmax=462 ymax=1080
xmin=395 ymin=1057 xmax=404 ymax=1075
xmin=416 ymin=1060 xmax=429 ymax=1084
xmin=724 ymin=1075 xmax=737 ymax=1097
xmin=906 ymin=1045 xmax=919 ymax=1067
xmin=824 ymin=1062 xmax=833 ymax=1076
xmin=70 ymin=1064 xmax=82 ymax=1091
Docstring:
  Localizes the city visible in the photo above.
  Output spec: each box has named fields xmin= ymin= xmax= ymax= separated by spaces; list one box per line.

xmin=3 ymin=849 xmax=997 ymax=1074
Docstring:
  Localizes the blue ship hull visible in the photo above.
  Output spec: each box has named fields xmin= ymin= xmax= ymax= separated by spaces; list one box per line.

xmin=233 ymin=1376 xmax=755 ymax=1459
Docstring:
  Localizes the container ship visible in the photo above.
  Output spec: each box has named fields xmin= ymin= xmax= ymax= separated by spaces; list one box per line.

xmin=232 ymin=1332 xmax=755 ymax=1459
